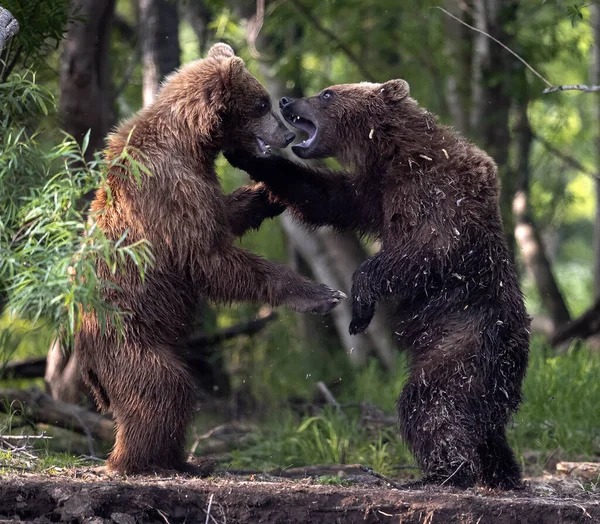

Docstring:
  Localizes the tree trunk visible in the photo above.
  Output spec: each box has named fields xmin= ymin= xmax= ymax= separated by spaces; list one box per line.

xmin=443 ymin=0 xmax=470 ymax=135
xmin=470 ymin=0 xmax=518 ymax=255
xmin=282 ymin=219 xmax=394 ymax=369
xmin=180 ymin=0 xmax=212 ymax=55
xmin=59 ymin=0 xmax=116 ymax=159
xmin=512 ymin=101 xmax=571 ymax=333
xmin=139 ymin=0 xmax=181 ymax=106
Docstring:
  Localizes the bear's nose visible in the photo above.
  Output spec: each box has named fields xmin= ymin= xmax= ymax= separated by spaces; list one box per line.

xmin=284 ymin=131 xmax=295 ymax=146
xmin=280 ymin=97 xmax=293 ymax=109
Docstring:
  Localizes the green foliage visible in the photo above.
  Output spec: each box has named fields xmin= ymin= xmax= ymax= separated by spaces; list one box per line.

xmin=0 ymin=0 xmax=71 ymax=82
xmin=0 ymin=72 xmax=153 ymax=367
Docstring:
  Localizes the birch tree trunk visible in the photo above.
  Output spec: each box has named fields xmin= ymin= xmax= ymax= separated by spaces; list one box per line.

xmin=513 ymin=101 xmax=571 ymax=333
xmin=233 ymin=0 xmax=394 ymax=368
xmin=443 ymin=0 xmax=470 ymax=135
xmin=139 ymin=0 xmax=181 ymax=106
xmin=470 ymin=0 xmax=518 ymax=255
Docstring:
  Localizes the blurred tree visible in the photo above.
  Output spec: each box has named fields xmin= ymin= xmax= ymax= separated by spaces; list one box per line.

xmin=139 ymin=0 xmax=180 ymax=105
xmin=59 ymin=0 xmax=116 ymax=159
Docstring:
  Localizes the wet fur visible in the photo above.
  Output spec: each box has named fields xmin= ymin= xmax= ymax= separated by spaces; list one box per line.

xmin=225 ymin=80 xmax=530 ymax=489
xmin=76 ymin=44 xmax=343 ymax=475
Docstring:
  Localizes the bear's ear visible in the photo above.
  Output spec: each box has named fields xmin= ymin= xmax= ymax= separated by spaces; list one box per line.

xmin=379 ymin=79 xmax=410 ymax=103
xmin=207 ymin=43 xmax=236 ymax=60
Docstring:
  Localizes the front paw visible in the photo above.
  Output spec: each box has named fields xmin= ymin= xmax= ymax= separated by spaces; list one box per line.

xmin=349 ymin=300 xmax=375 ymax=335
xmin=289 ymin=284 xmax=347 ymax=315
xmin=254 ymin=183 xmax=286 ymax=217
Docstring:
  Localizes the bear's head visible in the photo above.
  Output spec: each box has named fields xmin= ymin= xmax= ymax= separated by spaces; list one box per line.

xmin=160 ymin=43 xmax=294 ymax=155
xmin=279 ymin=79 xmax=415 ymax=162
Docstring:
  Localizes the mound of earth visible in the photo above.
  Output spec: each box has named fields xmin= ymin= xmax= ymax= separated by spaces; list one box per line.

xmin=1 ymin=470 xmax=598 ymax=523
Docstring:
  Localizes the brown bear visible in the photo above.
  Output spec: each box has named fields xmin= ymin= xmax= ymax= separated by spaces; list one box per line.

xmin=225 ymin=79 xmax=530 ymax=489
xmin=75 ymin=43 xmax=345 ymax=475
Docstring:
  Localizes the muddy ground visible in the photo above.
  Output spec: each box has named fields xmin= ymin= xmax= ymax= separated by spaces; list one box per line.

xmin=1 ymin=469 xmax=599 ymax=523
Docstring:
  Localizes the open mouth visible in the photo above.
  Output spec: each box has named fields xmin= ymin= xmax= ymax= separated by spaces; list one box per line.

xmin=285 ymin=113 xmax=317 ymax=149
xmin=256 ymin=136 xmax=272 ymax=155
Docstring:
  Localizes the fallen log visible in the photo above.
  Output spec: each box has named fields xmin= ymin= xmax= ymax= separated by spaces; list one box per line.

xmin=556 ymin=461 xmax=600 ymax=481
xmin=1 ymin=358 xmax=47 ymax=380
xmin=2 ymin=312 xmax=278 ymax=381
xmin=1 ymin=473 xmax=598 ymax=524
xmin=0 ymin=388 xmax=114 ymax=442
xmin=551 ymin=299 xmax=600 ymax=346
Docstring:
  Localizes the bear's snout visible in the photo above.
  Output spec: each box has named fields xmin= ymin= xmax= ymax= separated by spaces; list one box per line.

xmin=280 ymin=97 xmax=296 ymax=109
xmin=284 ymin=131 xmax=295 ymax=146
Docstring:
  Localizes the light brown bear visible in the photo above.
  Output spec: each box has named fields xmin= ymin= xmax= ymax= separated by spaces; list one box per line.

xmin=75 ymin=44 xmax=345 ymax=475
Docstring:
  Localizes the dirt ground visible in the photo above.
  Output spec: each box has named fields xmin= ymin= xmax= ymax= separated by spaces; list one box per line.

xmin=1 ymin=469 xmax=599 ymax=524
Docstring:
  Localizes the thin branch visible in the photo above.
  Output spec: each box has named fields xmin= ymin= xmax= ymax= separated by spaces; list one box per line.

xmin=434 ymin=6 xmax=553 ymax=88
xmin=359 ymin=464 xmax=403 ymax=490
xmin=290 ymin=0 xmax=376 ymax=82
xmin=247 ymin=0 xmax=265 ymax=59
xmin=111 ymin=43 xmax=141 ymax=104
xmin=543 ymin=84 xmax=600 ymax=93
xmin=204 ymin=494 xmax=214 ymax=524
xmin=315 ymin=381 xmax=341 ymax=412
xmin=533 ymin=133 xmax=598 ymax=178
xmin=436 ymin=5 xmax=600 ymax=94
xmin=0 ymin=435 xmax=52 ymax=440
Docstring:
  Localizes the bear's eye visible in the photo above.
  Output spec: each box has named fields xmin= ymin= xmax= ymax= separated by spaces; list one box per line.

xmin=256 ymin=97 xmax=270 ymax=116
xmin=320 ymin=90 xmax=334 ymax=102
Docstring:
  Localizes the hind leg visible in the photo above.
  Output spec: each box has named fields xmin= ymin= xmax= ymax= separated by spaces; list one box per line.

xmin=478 ymin=428 xmax=522 ymax=489
xmin=106 ymin=346 xmax=196 ymax=475
xmin=397 ymin=370 xmax=482 ymax=488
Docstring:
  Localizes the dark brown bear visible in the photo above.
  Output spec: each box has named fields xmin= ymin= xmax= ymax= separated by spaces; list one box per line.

xmin=225 ymin=79 xmax=530 ymax=489
xmin=75 ymin=43 xmax=345 ymax=475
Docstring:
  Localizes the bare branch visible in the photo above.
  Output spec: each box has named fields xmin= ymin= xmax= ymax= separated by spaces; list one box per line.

xmin=0 ymin=434 xmax=52 ymax=440
xmin=543 ymin=84 xmax=600 ymax=93
xmin=434 ymin=6 xmax=552 ymax=88
xmin=435 ymin=5 xmax=600 ymax=94
xmin=359 ymin=464 xmax=404 ymax=490
xmin=247 ymin=0 xmax=265 ymax=59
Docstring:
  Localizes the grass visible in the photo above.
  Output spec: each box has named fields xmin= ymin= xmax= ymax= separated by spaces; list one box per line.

xmin=222 ymin=335 xmax=600 ymax=477
xmin=226 ymin=410 xmax=413 ymax=477
xmin=510 ymin=339 xmax=600 ymax=466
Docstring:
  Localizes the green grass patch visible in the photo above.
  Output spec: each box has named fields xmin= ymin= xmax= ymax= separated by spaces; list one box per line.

xmin=316 ymin=475 xmax=353 ymax=486
xmin=225 ymin=336 xmax=600 ymax=476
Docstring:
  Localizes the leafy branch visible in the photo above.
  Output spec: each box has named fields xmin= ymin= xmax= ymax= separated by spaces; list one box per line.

xmin=0 ymin=74 xmax=154 ymax=353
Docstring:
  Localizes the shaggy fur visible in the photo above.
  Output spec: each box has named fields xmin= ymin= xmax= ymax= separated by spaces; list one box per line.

xmin=76 ymin=44 xmax=344 ymax=475
xmin=225 ymin=79 xmax=530 ymax=489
